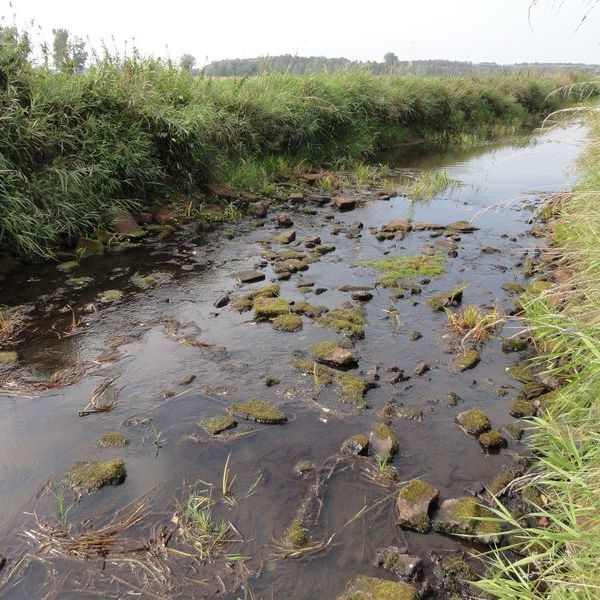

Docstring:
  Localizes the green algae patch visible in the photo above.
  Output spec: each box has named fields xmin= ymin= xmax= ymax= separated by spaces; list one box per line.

xmin=371 ymin=423 xmax=399 ymax=463
xmin=131 ymin=274 xmax=156 ymax=289
xmin=66 ymin=276 xmax=93 ymax=288
xmin=0 ymin=351 xmax=18 ymax=365
xmin=337 ymin=372 xmax=369 ymax=407
xmin=232 ymin=284 xmax=280 ymax=311
xmin=253 ymin=296 xmax=290 ymax=319
xmin=317 ymin=307 xmax=366 ymax=339
xmin=97 ymin=431 xmax=130 ymax=448
xmin=311 ymin=244 xmax=336 ymax=256
xmin=199 ymin=415 xmax=238 ymax=435
xmin=69 ymin=458 xmax=126 ymax=493
xmin=454 ymin=348 xmax=481 ymax=371
xmin=56 ymin=260 xmax=79 ymax=272
xmin=272 ymin=314 xmax=303 ymax=331
xmin=292 ymin=359 xmax=335 ymax=385
xmin=340 ymin=576 xmax=418 ymax=600
xmin=360 ymin=254 xmax=445 ymax=287
xmin=292 ymin=301 xmax=328 ymax=318
xmin=311 ymin=340 xmax=357 ymax=367
xmin=228 ymin=398 xmax=287 ymax=424
xmin=456 ymin=408 xmax=491 ymax=435
xmin=285 ymin=517 xmax=308 ymax=547
xmin=98 ymin=289 xmax=124 ymax=303
xmin=506 ymin=363 xmax=535 ymax=383
xmin=509 ymin=398 xmax=537 ymax=417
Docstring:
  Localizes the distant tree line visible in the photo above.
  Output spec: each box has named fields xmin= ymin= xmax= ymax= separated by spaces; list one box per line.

xmin=200 ymin=53 xmax=600 ymax=77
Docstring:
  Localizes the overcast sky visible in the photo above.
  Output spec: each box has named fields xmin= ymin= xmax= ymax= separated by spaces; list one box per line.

xmin=3 ymin=0 xmax=600 ymax=65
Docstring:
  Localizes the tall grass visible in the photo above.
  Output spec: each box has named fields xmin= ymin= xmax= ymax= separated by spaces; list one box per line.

xmin=477 ymin=114 xmax=600 ymax=599
xmin=0 ymin=28 xmax=595 ymax=258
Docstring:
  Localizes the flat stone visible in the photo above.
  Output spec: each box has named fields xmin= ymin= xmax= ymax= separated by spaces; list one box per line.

xmin=456 ymin=409 xmax=491 ymax=435
xmin=307 ymin=194 xmax=330 ymax=205
xmin=413 ymin=222 xmax=445 ymax=230
xmin=334 ymin=196 xmax=356 ymax=211
xmin=304 ymin=235 xmax=321 ymax=248
xmin=155 ymin=205 xmax=175 ymax=224
xmin=231 ymin=270 xmax=266 ymax=284
xmin=213 ymin=294 xmax=230 ymax=308
xmin=383 ymin=219 xmax=410 ymax=232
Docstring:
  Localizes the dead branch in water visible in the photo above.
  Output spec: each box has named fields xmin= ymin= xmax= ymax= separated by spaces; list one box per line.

xmin=78 ymin=378 xmax=121 ymax=416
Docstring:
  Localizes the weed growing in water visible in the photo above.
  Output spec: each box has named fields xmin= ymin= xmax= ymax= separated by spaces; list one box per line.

xmin=446 ymin=304 xmax=503 ymax=344
xmin=360 ymin=254 xmax=445 ymax=287
xmin=402 ymin=169 xmax=461 ymax=201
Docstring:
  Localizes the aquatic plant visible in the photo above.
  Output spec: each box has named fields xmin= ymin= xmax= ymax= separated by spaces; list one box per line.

xmin=360 ymin=254 xmax=445 ymax=287
xmin=402 ymin=169 xmax=461 ymax=201
xmin=446 ymin=304 xmax=503 ymax=343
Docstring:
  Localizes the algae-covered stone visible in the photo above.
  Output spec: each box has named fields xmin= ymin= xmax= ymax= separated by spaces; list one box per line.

xmin=228 ymin=399 xmax=287 ymax=424
xmin=98 ymin=289 xmax=124 ymax=303
xmin=341 ymin=434 xmax=370 ymax=456
xmin=432 ymin=496 xmax=502 ymax=543
xmin=76 ymin=237 xmax=104 ymax=255
xmin=506 ymin=363 xmax=535 ymax=383
xmin=445 ymin=392 xmax=461 ymax=407
xmin=294 ymin=460 xmax=315 ymax=476
xmin=253 ymin=296 xmax=290 ymax=319
xmin=311 ymin=244 xmax=336 ymax=256
xmin=487 ymin=463 xmax=526 ymax=496
xmin=501 ymin=422 xmax=524 ymax=441
xmin=509 ymin=398 xmax=537 ymax=418
xmin=69 ymin=458 xmax=127 ymax=493
xmin=131 ymin=273 xmax=157 ymax=289
xmin=360 ymin=254 xmax=445 ymax=287
xmin=272 ymin=314 xmax=303 ymax=332
xmin=373 ymin=546 xmax=422 ymax=582
xmin=292 ymin=301 xmax=328 ymax=318
xmin=454 ymin=349 xmax=481 ymax=371
xmin=478 ymin=430 xmax=507 ymax=450
xmin=200 ymin=415 xmax=238 ymax=435
xmin=292 ymin=359 xmax=335 ymax=386
xmin=311 ymin=341 xmax=357 ymax=368
xmin=339 ymin=576 xmax=418 ymax=600
xmin=501 ymin=336 xmax=529 ymax=353
xmin=273 ymin=229 xmax=296 ymax=244
xmin=97 ymin=431 xmax=131 ymax=448
xmin=57 ymin=260 xmax=79 ymax=272
xmin=370 ymin=423 xmax=399 ymax=464
xmin=232 ymin=284 xmax=280 ymax=312
xmin=0 ymin=351 xmax=18 ymax=365
xmin=396 ymin=405 xmax=424 ymax=421
xmin=501 ymin=282 xmax=525 ymax=295
xmin=447 ymin=220 xmax=478 ymax=233
xmin=456 ymin=409 xmax=491 ymax=435
xmin=337 ymin=372 xmax=369 ymax=408
xmin=427 ymin=286 xmax=464 ymax=311
xmin=317 ymin=306 xmax=366 ymax=339
xmin=397 ymin=478 xmax=439 ymax=533
xmin=436 ymin=556 xmax=478 ymax=596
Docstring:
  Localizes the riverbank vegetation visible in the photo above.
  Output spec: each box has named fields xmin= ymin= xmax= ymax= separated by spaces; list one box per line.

xmin=478 ymin=115 xmax=600 ymax=599
xmin=0 ymin=26 xmax=595 ymax=259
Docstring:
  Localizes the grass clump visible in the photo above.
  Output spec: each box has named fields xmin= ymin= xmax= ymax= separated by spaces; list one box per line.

xmin=317 ymin=306 xmax=366 ymax=339
xmin=336 ymin=372 xmax=370 ymax=408
xmin=199 ymin=415 xmax=238 ymax=435
xmin=228 ymin=398 xmax=287 ymax=424
xmin=97 ymin=431 xmax=130 ymax=448
xmin=272 ymin=313 xmax=303 ymax=331
xmin=446 ymin=304 xmax=503 ymax=343
xmin=292 ymin=359 xmax=335 ymax=386
xmin=284 ymin=517 xmax=308 ymax=547
xmin=68 ymin=459 xmax=126 ymax=493
xmin=402 ymin=169 xmax=461 ymax=201
xmin=360 ymin=254 xmax=445 ymax=287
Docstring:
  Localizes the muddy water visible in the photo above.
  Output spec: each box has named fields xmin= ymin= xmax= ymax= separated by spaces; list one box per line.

xmin=0 ymin=123 xmax=587 ymax=599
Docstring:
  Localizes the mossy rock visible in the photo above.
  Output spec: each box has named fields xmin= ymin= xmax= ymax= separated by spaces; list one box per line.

xmin=373 ymin=546 xmax=422 ymax=582
xmin=487 ymin=463 xmax=526 ymax=496
xmin=337 ymin=372 xmax=369 ymax=408
xmin=311 ymin=341 xmax=357 ymax=367
xmin=0 ymin=351 xmax=18 ymax=365
xmin=509 ymin=398 xmax=537 ymax=418
xmin=506 ymin=363 xmax=535 ymax=383
xmin=98 ymin=289 xmax=124 ymax=303
xmin=501 ymin=282 xmax=525 ymax=295
xmin=501 ymin=336 xmax=529 ymax=353
xmin=56 ymin=260 xmax=79 ymax=272
xmin=341 ymin=434 xmax=370 ymax=456
xmin=294 ymin=460 xmax=315 ymax=476
xmin=130 ymin=274 xmax=157 ymax=289
xmin=228 ymin=398 xmax=287 ymax=424
xmin=292 ymin=359 xmax=335 ymax=386
xmin=272 ymin=314 xmax=303 ymax=331
xmin=253 ymin=296 xmax=290 ymax=319
xmin=520 ymin=381 xmax=548 ymax=400
xmin=370 ymin=423 xmax=399 ymax=464
xmin=437 ymin=556 xmax=478 ymax=595
xmin=427 ymin=286 xmax=464 ymax=311
xmin=454 ymin=349 xmax=481 ymax=371
xmin=97 ymin=431 xmax=130 ymax=448
xmin=478 ymin=430 xmax=507 ymax=450
xmin=76 ymin=237 xmax=104 ymax=255
xmin=311 ymin=244 xmax=336 ymax=256
xmin=456 ymin=409 xmax=491 ymax=435
xmin=317 ymin=306 xmax=366 ymax=339
xmin=69 ymin=459 xmax=126 ymax=493
xmin=432 ymin=496 xmax=502 ymax=543
xmin=292 ymin=301 xmax=328 ymax=318
xmin=285 ymin=517 xmax=308 ymax=547
xmin=200 ymin=415 xmax=238 ymax=435
xmin=232 ymin=284 xmax=280 ymax=312
xmin=397 ymin=478 xmax=439 ymax=533
xmin=339 ymin=576 xmax=418 ymax=600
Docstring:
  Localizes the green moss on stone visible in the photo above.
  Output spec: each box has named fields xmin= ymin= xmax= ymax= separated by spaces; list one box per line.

xmin=317 ymin=307 xmax=366 ymax=339
xmin=456 ymin=409 xmax=491 ymax=435
xmin=360 ymin=254 xmax=445 ymax=287
xmin=200 ymin=415 xmax=238 ymax=435
xmin=501 ymin=282 xmax=525 ymax=295
xmin=478 ymin=430 xmax=507 ymax=450
xmin=56 ymin=260 xmax=79 ymax=272
xmin=97 ymin=431 xmax=130 ymax=448
xmin=501 ymin=336 xmax=529 ymax=352
xmin=507 ymin=363 xmax=535 ymax=383
xmin=427 ymin=286 xmax=464 ymax=311
xmin=253 ymin=297 xmax=290 ymax=319
xmin=341 ymin=576 xmax=418 ymax=600
xmin=372 ymin=423 xmax=399 ymax=463
xmin=337 ymin=372 xmax=369 ymax=408
xmin=311 ymin=340 xmax=357 ymax=366
xmin=454 ymin=349 xmax=481 ymax=371
xmin=294 ymin=460 xmax=315 ymax=475
xmin=228 ymin=398 xmax=287 ymax=424
xmin=292 ymin=359 xmax=334 ymax=385
xmin=509 ymin=398 xmax=537 ymax=417
xmin=272 ymin=314 xmax=303 ymax=331
xmin=98 ymin=289 xmax=124 ymax=303
xmin=69 ymin=459 xmax=126 ymax=492
xmin=399 ymin=478 xmax=437 ymax=506
xmin=232 ymin=284 xmax=280 ymax=311
xmin=292 ymin=301 xmax=328 ymax=318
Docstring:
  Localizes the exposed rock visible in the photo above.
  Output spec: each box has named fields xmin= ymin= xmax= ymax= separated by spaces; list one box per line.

xmin=414 ymin=361 xmax=430 ymax=376
xmin=432 ymin=555 xmax=478 ymax=597
xmin=253 ymin=296 xmax=290 ymax=319
xmin=444 ymin=392 xmax=461 ymax=407
xmin=199 ymin=415 xmax=238 ymax=435
xmin=155 ymin=205 xmax=175 ymax=224
xmin=432 ymin=496 xmax=502 ymax=543
xmin=294 ymin=460 xmax=315 ymax=476
xmin=447 ymin=220 xmax=478 ymax=233
xmin=502 ymin=282 xmax=525 ymax=295
xmin=501 ymin=336 xmax=529 ymax=352
xmin=478 ymin=430 xmax=507 ymax=450
xmin=304 ymin=235 xmax=321 ymax=247
xmin=311 ymin=341 xmax=357 ymax=368
xmin=228 ymin=398 xmax=287 ymax=424
xmin=317 ymin=306 xmax=366 ymax=339
xmin=97 ymin=289 xmax=124 ymax=303
xmin=274 ymin=229 xmax=296 ymax=244
xmin=177 ymin=373 xmax=196 ymax=385
xmin=383 ymin=219 xmax=410 ymax=232
xmin=207 ymin=184 xmax=237 ymax=200
xmin=410 ymin=331 xmax=422 ymax=341
xmin=57 ymin=260 xmax=79 ymax=272
xmin=397 ymin=478 xmax=439 ymax=532
xmin=341 ymin=433 xmax=370 ymax=456
xmin=396 ymin=405 xmax=423 ymax=421
xmin=69 ymin=459 xmax=127 ymax=493
xmin=277 ymin=212 xmax=294 ymax=227
xmin=351 ymin=290 xmax=373 ymax=302
xmin=249 ymin=201 xmax=268 ymax=218
xmin=214 ymin=294 xmax=230 ymax=308
xmin=370 ymin=423 xmax=399 ymax=464
xmin=114 ymin=211 xmax=144 ymax=237
xmin=289 ymin=192 xmax=304 ymax=203
xmin=339 ymin=576 xmax=418 ymax=600
xmin=426 ymin=287 xmax=464 ymax=311
xmin=307 ymin=194 xmax=330 ymax=205
xmin=374 ymin=546 xmax=423 ymax=582
xmin=456 ymin=409 xmax=491 ymax=435
xmin=338 ymin=284 xmax=374 ymax=293
xmin=334 ymin=196 xmax=356 ymax=211
xmin=509 ymin=398 xmax=537 ymax=417
xmin=231 ymin=270 xmax=266 ymax=284
xmin=413 ymin=221 xmax=445 ymax=231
